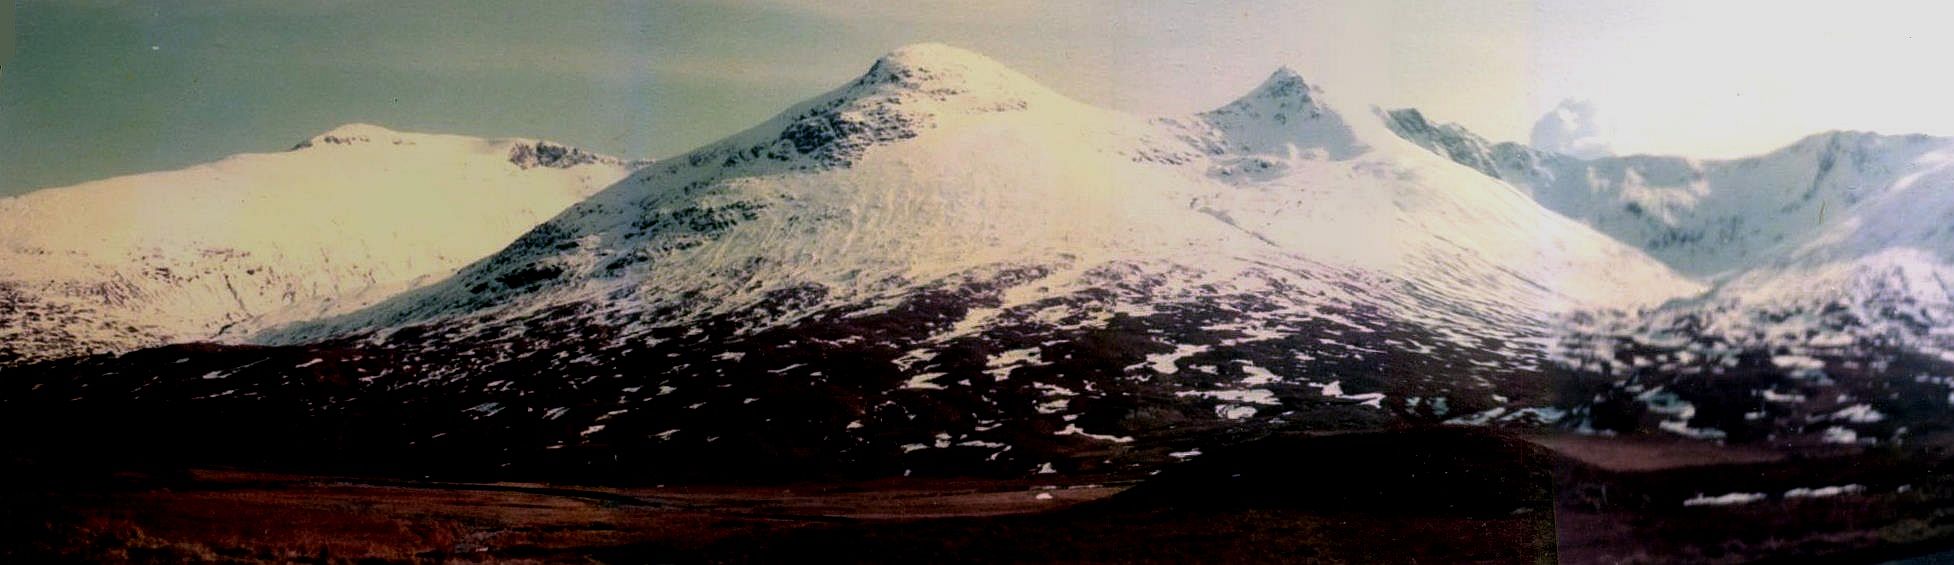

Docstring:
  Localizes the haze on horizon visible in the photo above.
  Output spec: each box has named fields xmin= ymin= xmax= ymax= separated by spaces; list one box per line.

xmin=2 ymin=0 xmax=1951 ymax=197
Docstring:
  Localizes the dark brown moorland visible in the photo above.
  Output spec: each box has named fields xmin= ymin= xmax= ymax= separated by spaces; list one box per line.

xmin=10 ymin=427 xmax=1954 ymax=564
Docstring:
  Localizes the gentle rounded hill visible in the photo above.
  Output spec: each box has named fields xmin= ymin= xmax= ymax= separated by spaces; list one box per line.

xmin=0 ymin=125 xmax=640 ymax=364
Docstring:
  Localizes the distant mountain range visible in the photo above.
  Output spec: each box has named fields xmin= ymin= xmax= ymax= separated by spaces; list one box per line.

xmin=3 ymin=44 xmax=1948 ymax=480
xmin=1389 ymin=107 xmax=1954 ymax=396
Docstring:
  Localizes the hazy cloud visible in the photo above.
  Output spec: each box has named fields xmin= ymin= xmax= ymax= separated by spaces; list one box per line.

xmin=1530 ymin=99 xmax=1615 ymax=159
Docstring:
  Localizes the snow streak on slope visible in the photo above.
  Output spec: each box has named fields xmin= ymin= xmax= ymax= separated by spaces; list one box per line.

xmin=0 ymin=124 xmax=639 ymax=364
xmin=273 ymin=45 xmax=1696 ymax=347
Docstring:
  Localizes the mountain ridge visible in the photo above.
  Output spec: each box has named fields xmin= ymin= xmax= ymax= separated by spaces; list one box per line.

xmin=0 ymin=125 xmax=642 ymax=364
xmin=265 ymin=44 xmax=1695 ymax=346
xmin=10 ymin=44 xmax=1943 ymax=479
xmin=1386 ymin=106 xmax=1954 ymax=447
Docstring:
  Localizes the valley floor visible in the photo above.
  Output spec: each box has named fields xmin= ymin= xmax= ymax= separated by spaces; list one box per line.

xmin=9 ymin=428 xmax=1954 ymax=564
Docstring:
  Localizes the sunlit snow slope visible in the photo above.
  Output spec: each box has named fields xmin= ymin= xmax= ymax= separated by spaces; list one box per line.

xmin=1388 ymin=109 xmax=1954 ymax=348
xmin=1389 ymin=108 xmax=1954 ymax=448
xmin=11 ymin=44 xmax=1954 ymax=477
xmin=274 ymin=44 xmax=1696 ymax=346
xmin=0 ymin=125 xmax=639 ymax=364
xmin=0 ymin=45 xmax=1790 ymax=479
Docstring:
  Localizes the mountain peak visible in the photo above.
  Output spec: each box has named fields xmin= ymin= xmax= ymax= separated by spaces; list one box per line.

xmin=506 ymin=140 xmax=636 ymax=170
xmin=727 ymin=44 xmax=1060 ymax=167
xmin=1251 ymin=67 xmax=1311 ymax=99
xmin=873 ymin=43 xmax=1005 ymax=71
xmin=293 ymin=123 xmax=409 ymax=150
xmin=1206 ymin=67 xmax=1326 ymax=117
xmin=853 ymin=43 xmax=1048 ymax=99
xmin=1194 ymin=66 xmax=1365 ymax=159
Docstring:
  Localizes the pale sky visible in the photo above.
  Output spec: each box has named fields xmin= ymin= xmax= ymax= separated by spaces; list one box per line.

xmin=3 ymin=0 xmax=1953 ymax=196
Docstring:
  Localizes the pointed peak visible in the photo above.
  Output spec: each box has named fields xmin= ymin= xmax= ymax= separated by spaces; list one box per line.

xmin=853 ymin=43 xmax=1046 ymax=97
xmin=1265 ymin=66 xmax=1307 ymax=85
xmin=733 ymin=44 xmax=1058 ymax=168
xmin=1196 ymin=66 xmax=1367 ymax=160
xmin=1245 ymin=66 xmax=1315 ymax=102
xmin=1203 ymin=66 xmax=1329 ymax=119
xmin=875 ymin=43 xmax=1002 ymax=69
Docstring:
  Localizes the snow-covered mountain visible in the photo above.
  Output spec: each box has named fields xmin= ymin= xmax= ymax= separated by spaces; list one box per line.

xmin=0 ymin=44 xmax=1717 ymax=478
xmin=0 ymin=124 xmax=640 ymax=364
xmin=16 ymin=43 xmax=1953 ymax=480
xmin=272 ymin=45 xmax=1694 ymax=347
xmin=1389 ymin=109 xmax=1953 ymax=279
xmin=1388 ymin=107 xmax=1954 ymax=447
xmin=1386 ymin=108 xmax=1954 ymax=335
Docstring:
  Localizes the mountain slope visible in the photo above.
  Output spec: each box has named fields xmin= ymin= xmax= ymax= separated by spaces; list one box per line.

xmin=2 ymin=45 xmax=1702 ymax=480
xmin=1388 ymin=108 xmax=1954 ymax=448
xmin=1387 ymin=108 xmax=1954 ymax=326
xmin=0 ymin=124 xmax=640 ymax=364
xmin=273 ymin=46 xmax=1695 ymax=346
xmin=1386 ymin=108 xmax=1954 ymax=282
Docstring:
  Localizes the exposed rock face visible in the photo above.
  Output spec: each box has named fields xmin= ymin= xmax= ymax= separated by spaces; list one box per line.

xmin=508 ymin=141 xmax=626 ymax=170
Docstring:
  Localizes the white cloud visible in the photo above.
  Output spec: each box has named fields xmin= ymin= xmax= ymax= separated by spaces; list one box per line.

xmin=1530 ymin=99 xmax=1615 ymax=159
